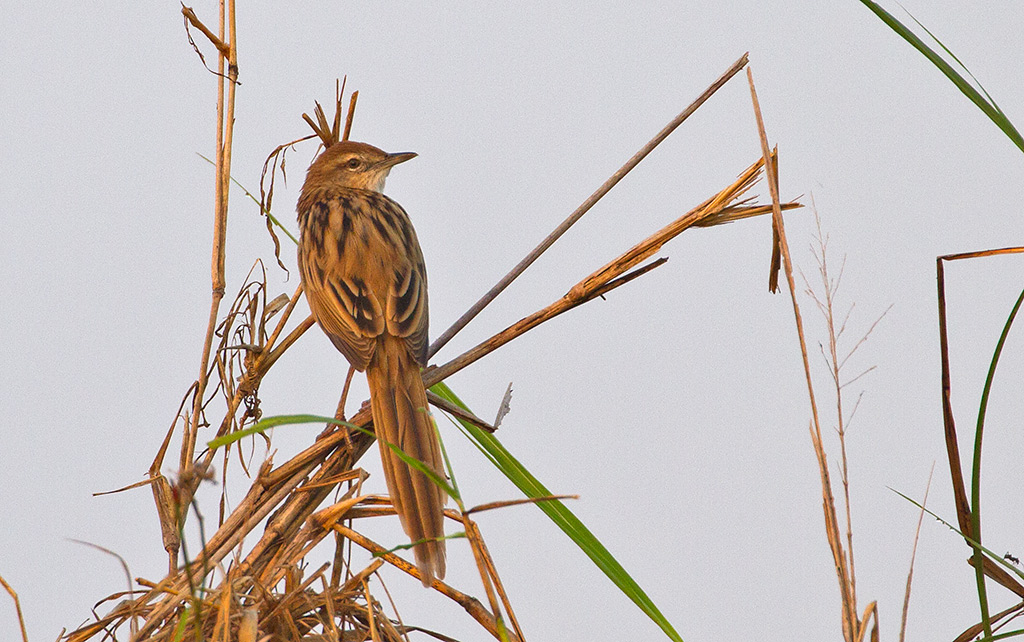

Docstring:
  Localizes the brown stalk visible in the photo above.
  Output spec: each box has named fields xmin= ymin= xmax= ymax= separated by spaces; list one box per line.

xmin=427 ymin=156 xmax=793 ymax=386
xmin=340 ymin=559 xmax=386 ymax=595
xmin=855 ymin=601 xmax=879 ymax=642
xmin=177 ymin=0 xmax=238 ymax=522
xmin=181 ymin=5 xmax=228 ymax=56
xmin=898 ymin=465 xmax=933 ymax=642
xmin=953 ymin=601 xmax=1024 ymax=642
xmin=936 ymin=254 xmax=972 ymax=537
xmin=426 ymin=390 xmax=497 ymax=433
xmin=212 ymin=581 xmax=231 ymax=642
xmin=936 ymin=245 xmax=1024 ymax=538
xmin=937 ymin=246 xmax=1024 ymax=600
xmin=332 ymin=524 xmax=522 ymax=642
xmin=428 ymin=52 xmax=751 ymax=359
xmin=461 ymin=514 xmax=511 ymax=642
xmin=968 ymin=554 xmax=1024 ymax=599
xmin=0 ymin=575 xmax=29 ymax=642
xmin=466 ymin=495 xmax=579 ymax=515
xmin=747 ymin=68 xmax=858 ymax=641
xmin=465 ymin=518 xmax=525 ymax=642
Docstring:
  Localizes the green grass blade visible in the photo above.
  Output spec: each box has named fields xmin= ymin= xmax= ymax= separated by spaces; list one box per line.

xmin=889 ymin=486 xmax=1024 ymax=584
xmin=899 ymin=8 xmax=1002 ymax=115
xmin=430 ymin=380 xmax=684 ymax=642
xmin=857 ymin=0 xmax=1024 ymax=153
xmin=206 ymin=413 xmax=335 ymax=450
xmin=210 ymin=397 xmax=683 ymax=637
xmin=208 ymin=413 xmax=459 ymax=499
xmin=196 ymin=152 xmax=300 ymax=245
xmin=969 ymin=286 xmax=1024 ymax=635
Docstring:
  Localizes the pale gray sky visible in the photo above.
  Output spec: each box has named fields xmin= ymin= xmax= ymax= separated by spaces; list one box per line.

xmin=2 ymin=2 xmax=1023 ymax=640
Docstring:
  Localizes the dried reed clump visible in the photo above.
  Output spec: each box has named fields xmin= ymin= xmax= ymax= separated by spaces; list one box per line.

xmin=51 ymin=10 xmax=804 ymax=641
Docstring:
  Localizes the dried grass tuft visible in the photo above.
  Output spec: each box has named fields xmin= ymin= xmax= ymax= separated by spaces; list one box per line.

xmin=58 ymin=15 xmax=799 ymax=642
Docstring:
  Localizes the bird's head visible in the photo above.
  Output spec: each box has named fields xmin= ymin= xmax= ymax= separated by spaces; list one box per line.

xmin=303 ymin=140 xmax=417 ymax=193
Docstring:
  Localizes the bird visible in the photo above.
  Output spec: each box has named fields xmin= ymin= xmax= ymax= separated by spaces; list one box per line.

xmin=297 ymin=140 xmax=446 ymax=586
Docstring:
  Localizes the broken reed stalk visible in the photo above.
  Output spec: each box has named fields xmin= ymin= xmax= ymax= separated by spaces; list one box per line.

xmin=172 ymin=2 xmax=239 ymax=571
xmin=937 ymin=245 xmax=1024 ymax=544
xmin=936 ymin=245 xmax=1024 ymax=642
xmin=747 ymin=67 xmax=869 ymax=642
xmin=429 ymin=158 xmax=795 ymax=385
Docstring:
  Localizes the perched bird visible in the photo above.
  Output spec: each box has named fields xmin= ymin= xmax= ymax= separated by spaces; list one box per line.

xmin=297 ymin=141 xmax=446 ymax=585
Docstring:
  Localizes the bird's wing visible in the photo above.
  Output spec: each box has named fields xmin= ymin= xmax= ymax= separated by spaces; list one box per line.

xmin=298 ymin=199 xmax=383 ymax=370
xmin=358 ymin=192 xmax=430 ymax=367
xmin=386 ymin=259 xmax=429 ymax=366
xmin=299 ymin=191 xmax=430 ymax=369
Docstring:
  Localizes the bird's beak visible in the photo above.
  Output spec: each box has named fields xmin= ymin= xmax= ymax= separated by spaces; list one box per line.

xmin=379 ymin=151 xmax=417 ymax=169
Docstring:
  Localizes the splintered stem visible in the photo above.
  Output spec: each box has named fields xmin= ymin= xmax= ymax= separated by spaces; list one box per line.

xmin=427 ymin=155 xmax=787 ymax=386
xmin=747 ymin=67 xmax=862 ymax=641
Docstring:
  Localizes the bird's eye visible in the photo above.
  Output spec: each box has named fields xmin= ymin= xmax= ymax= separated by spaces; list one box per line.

xmin=345 ymin=157 xmax=361 ymax=170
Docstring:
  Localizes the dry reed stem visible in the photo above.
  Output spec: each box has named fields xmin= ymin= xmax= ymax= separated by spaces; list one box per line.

xmin=937 ymin=245 xmax=1024 ymax=541
xmin=899 ymin=464 xmax=933 ymax=642
xmin=953 ymin=600 xmax=1024 ymax=642
xmin=968 ymin=554 xmax=1024 ymax=599
xmin=466 ymin=518 xmax=525 ymax=642
xmin=426 ymin=390 xmax=497 ymax=432
xmin=466 ymin=494 xmax=579 ymax=515
xmin=428 ymin=52 xmax=751 ymax=359
xmin=460 ymin=514 xmax=512 ymax=641
xmin=181 ymin=6 xmax=229 ymax=55
xmin=747 ymin=67 xmax=861 ymax=642
xmin=430 ymin=157 xmax=795 ymax=386
xmin=936 ymin=246 xmax=1024 ymax=603
xmin=801 ymin=204 xmax=891 ymax=627
xmin=936 ymin=254 xmax=973 ymax=538
xmin=183 ymin=0 xmax=237 ymax=473
xmin=332 ymin=524 xmax=522 ymax=642
xmin=165 ymin=3 xmax=241 ymax=584
xmin=855 ymin=601 xmax=879 ymax=642
xmin=0 ymin=575 xmax=29 ymax=642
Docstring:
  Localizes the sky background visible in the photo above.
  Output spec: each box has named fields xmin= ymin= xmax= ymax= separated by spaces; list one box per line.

xmin=2 ymin=2 xmax=1023 ymax=641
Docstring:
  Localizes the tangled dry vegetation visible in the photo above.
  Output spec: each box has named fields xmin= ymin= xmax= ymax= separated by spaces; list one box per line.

xmin=2 ymin=5 xmax=1020 ymax=642
xmin=39 ymin=6 xmax=805 ymax=642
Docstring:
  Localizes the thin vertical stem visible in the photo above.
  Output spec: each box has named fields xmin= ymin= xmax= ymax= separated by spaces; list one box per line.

xmin=747 ymin=67 xmax=856 ymax=641
xmin=184 ymin=0 xmax=238 ymax=475
xmin=817 ymin=224 xmax=858 ymax=609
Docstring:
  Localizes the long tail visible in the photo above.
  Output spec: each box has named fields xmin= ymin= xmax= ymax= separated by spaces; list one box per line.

xmin=365 ymin=335 xmax=446 ymax=586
